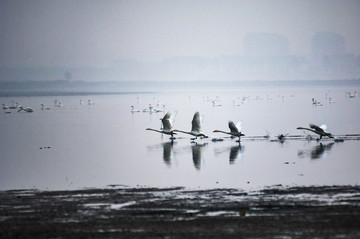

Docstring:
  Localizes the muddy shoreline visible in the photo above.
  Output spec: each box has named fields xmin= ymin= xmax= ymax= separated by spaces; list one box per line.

xmin=1 ymin=185 xmax=360 ymax=238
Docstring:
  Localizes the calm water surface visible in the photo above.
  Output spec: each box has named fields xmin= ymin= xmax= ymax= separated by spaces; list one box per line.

xmin=1 ymin=85 xmax=360 ymax=190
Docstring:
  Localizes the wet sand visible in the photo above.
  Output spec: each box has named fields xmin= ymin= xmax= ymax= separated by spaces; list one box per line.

xmin=1 ymin=185 xmax=360 ymax=238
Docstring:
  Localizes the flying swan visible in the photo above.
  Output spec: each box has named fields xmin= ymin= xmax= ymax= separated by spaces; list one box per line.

xmin=174 ymin=112 xmax=208 ymax=140
xmin=213 ymin=121 xmax=245 ymax=142
xmin=297 ymin=123 xmax=333 ymax=140
xmin=146 ymin=111 xmax=177 ymax=139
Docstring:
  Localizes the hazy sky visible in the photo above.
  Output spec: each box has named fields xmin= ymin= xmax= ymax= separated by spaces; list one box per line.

xmin=0 ymin=0 xmax=359 ymax=68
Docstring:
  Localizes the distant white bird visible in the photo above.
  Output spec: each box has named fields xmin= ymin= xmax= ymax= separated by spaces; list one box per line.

xmin=346 ymin=91 xmax=356 ymax=98
xmin=9 ymin=101 xmax=18 ymax=109
xmin=18 ymin=106 xmax=34 ymax=112
xmin=312 ymin=98 xmax=322 ymax=106
xmin=130 ymin=105 xmax=140 ymax=113
xmin=146 ymin=111 xmax=177 ymax=139
xmin=212 ymin=101 xmax=222 ymax=107
xmin=41 ymin=104 xmax=50 ymax=110
xmin=88 ymin=100 xmax=94 ymax=105
xmin=153 ymin=104 xmax=165 ymax=113
xmin=297 ymin=124 xmax=333 ymax=140
xmin=232 ymin=100 xmax=241 ymax=106
xmin=142 ymin=104 xmax=153 ymax=113
xmin=213 ymin=121 xmax=245 ymax=142
xmin=174 ymin=112 xmax=208 ymax=140
xmin=2 ymin=104 xmax=9 ymax=110
xmin=54 ymin=99 xmax=64 ymax=107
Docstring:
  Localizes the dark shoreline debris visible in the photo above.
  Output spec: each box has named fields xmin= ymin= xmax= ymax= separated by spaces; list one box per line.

xmin=1 ymin=185 xmax=360 ymax=238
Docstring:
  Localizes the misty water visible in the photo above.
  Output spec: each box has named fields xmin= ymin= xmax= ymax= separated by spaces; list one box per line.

xmin=1 ymin=85 xmax=360 ymax=191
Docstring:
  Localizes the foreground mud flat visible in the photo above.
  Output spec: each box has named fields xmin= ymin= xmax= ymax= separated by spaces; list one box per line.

xmin=1 ymin=185 xmax=360 ymax=238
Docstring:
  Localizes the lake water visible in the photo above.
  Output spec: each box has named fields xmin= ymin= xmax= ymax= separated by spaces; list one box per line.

xmin=1 ymin=84 xmax=360 ymax=191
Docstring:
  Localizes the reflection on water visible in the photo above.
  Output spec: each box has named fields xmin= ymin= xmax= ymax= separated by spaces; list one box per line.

xmin=214 ymin=144 xmax=245 ymax=164
xmin=229 ymin=144 xmax=244 ymax=164
xmin=162 ymin=141 xmax=174 ymax=166
xmin=153 ymin=141 xmax=246 ymax=169
xmin=297 ymin=142 xmax=335 ymax=160
xmin=191 ymin=142 xmax=207 ymax=170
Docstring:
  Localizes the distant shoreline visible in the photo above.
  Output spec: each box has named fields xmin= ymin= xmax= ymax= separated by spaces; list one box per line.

xmin=0 ymin=79 xmax=359 ymax=97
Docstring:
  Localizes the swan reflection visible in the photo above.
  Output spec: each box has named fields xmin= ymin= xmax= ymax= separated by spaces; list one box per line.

xmin=214 ymin=144 xmax=244 ymax=164
xmin=162 ymin=141 xmax=174 ymax=166
xmin=229 ymin=144 xmax=244 ymax=164
xmin=297 ymin=142 xmax=335 ymax=160
xmin=147 ymin=141 xmax=176 ymax=167
xmin=191 ymin=143 xmax=207 ymax=170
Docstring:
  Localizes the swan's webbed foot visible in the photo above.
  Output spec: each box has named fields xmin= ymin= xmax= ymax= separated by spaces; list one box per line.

xmin=170 ymin=136 xmax=176 ymax=140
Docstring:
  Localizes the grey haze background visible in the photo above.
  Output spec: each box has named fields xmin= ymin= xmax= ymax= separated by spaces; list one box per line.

xmin=0 ymin=0 xmax=360 ymax=82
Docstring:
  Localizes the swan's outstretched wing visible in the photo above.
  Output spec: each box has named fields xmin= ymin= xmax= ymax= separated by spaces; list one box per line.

xmin=320 ymin=124 xmax=328 ymax=131
xmin=191 ymin=112 xmax=202 ymax=133
xmin=169 ymin=111 xmax=177 ymax=126
xmin=236 ymin=121 xmax=242 ymax=132
xmin=161 ymin=112 xmax=172 ymax=131
xmin=309 ymin=124 xmax=325 ymax=133
xmin=228 ymin=121 xmax=239 ymax=133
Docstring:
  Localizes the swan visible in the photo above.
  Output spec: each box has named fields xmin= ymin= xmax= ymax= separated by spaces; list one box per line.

xmin=130 ymin=105 xmax=140 ymax=113
xmin=17 ymin=106 xmax=33 ymax=112
xmin=2 ymin=104 xmax=9 ymax=110
xmin=174 ymin=112 xmax=208 ymax=140
xmin=54 ymin=99 xmax=64 ymax=107
xmin=142 ymin=104 xmax=153 ymax=113
xmin=146 ymin=111 xmax=177 ymax=139
xmin=41 ymin=104 xmax=50 ymax=110
xmin=232 ymin=100 xmax=241 ymax=106
xmin=153 ymin=104 xmax=165 ymax=113
xmin=9 ymin=101 xmax=18 ymax=109
xmin=312 ymin=98 xmax=322 ymax=106
xmin=213 ymin=121 xmax=245 ymax=142
xmin=297 ymin=124 xmax=333 ymax=140
xmin=212 ymin=101 xmax=222 ymax=107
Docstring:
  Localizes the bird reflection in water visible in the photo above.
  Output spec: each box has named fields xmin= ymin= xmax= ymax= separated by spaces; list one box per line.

xmin=297 ymin=142 xmax=335 ymax=160
xmin=192 ymin=143 xmax=207 ymax=170
xmin=162 ymin=141 xmax=175 ymax=166
xmin=229 ymin=144 xmax=244 ymax=164
xmin=214 ymin=144 xmax=244 ymax=164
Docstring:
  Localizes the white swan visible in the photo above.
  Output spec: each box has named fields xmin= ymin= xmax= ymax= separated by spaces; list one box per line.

xmin=146 ymin=112 xmax=177 ymax=139
xmin=2 ymin=104 xmax=9 ymax=110
xmin=41 ymin=104 xmax=50 ymax=110
xmin=130 ymin=105 xmax=140 ymax=113
xmin=142 ymin=104 xmax=153 ymax=113
xmin=213 ymin=121 xmax=245 ymax=142
xmin=212 ymin=101 xmax=222 ymax=107
xmin=9 ymin=101 xmax=18 ymax=109
xmin=174 ymin=112 xmax=208 ymax=140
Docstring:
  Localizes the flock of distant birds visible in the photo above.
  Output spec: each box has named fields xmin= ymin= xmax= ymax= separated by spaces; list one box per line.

xmin=2 ymin=91 xmax=359 ymax=143
xmin=1 ymin=99 xmax=96 ymax=114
